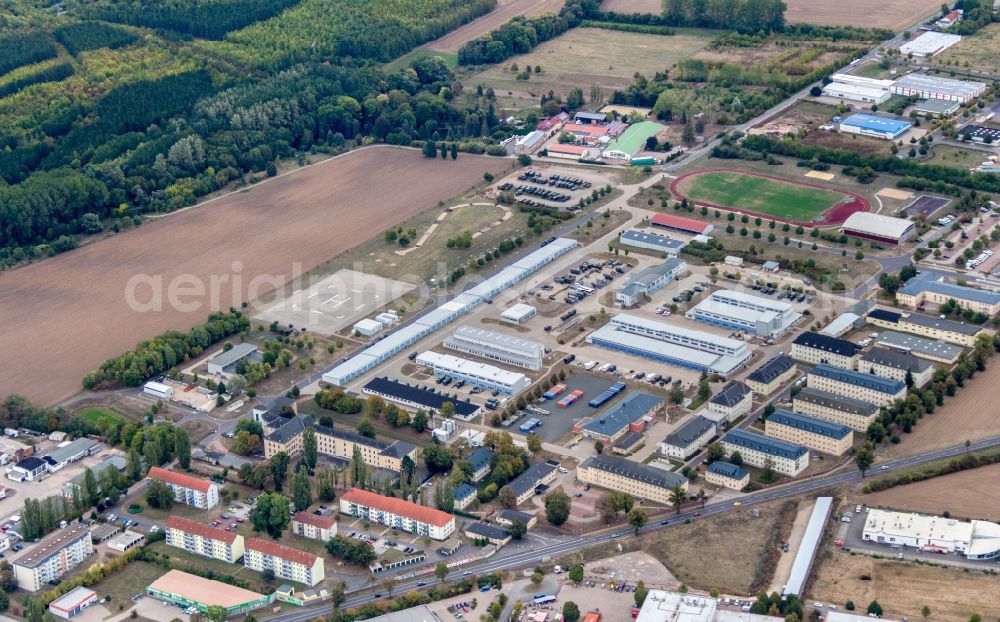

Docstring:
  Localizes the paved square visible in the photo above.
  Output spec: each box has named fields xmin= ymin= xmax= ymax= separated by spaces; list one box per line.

xmin=902 ymin=195 xmax=951 ymax=218
xmin=254 ymin=269 xmax=415 ymax=335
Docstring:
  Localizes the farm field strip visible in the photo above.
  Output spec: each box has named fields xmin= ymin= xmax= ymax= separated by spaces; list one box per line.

xmin=0 ymin=146 xmax=503 ymax=406
xmin=423 ymin=0 xmax=567 ymax=54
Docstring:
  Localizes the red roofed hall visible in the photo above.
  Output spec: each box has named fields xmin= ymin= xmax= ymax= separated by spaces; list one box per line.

xmin=291 ymin=511 xmax=337 ymax=542
xmin=243 ymin=538 xmax=324 ymax=587
xmin=148 ymin=466 xmax=219 ymax=509
xmin=650 ymin=213 xmax=714 ymax=236
xmin=340 ymin=488 xmax=456 ymax=540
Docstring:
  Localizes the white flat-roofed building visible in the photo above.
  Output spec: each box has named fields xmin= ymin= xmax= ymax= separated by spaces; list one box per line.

xmin=323 ymin=238 xmax=576 ymax=386
xmin=829 ymin=73 xmax=895 ymax=90
xmin=353 ymin=318 xmax=383 ymax=337
xmin=48 ymin=586 xmax=98 ymax=619
xmin=14 ymin=524 xmax=92 ymax=591
xmin=415 ymin=351 xmax=530 ymax=396
xmin=443 ymin=325 xmax=544 ymax=371
xmin=243 ymin=538 xmax=324 ymax=587
xmin=685 ymin=289 xmax=802 ymax=338
xmin=586 ymin=314 xmax=752 ymax=376
xmin=863 ymin=509 xmax=1000 ymax=559
xmin=615 ymin=258 xmax=686 ymax=307
xmin=842 ymin=212 xmax=916 ymax=245
xmin=892 ymin=71 xmax=985 ymax=101
xmin=898 ymin=32 xmax=963 ymax=58
xmin=822 ymin=82 xmax=892 ymax=104
xmin=807 ymin=364 xmax=906 ymax=407
xmin=721 ymin=429 xmax=809 ymax=477
xmin=501 ymin=304 xmax=536 ymax=325
xmin=618 ymin=230 xmax=686 ymax=256
xmin=635 ymin=589 xmax=781 ymax=622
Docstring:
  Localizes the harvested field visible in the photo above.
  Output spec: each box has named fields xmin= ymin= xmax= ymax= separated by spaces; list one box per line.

xmin=808 ymin=551 xmax=1000 ymax=622
xmin=800 ymin=128 xmax=890 ymax=156
xmin=862 ymin=463 xmax=1000 ymax=520
xmin=939 ymin=23 xmax=1000 ymax=74
xmin=884 ymin=359 xmax=1000 ymax=460
xmin=601 ymin=0 xmax=940 ymax=29
xmin=0 ymin=146 xmax=503 ymax=406
xmin=425 ymin=0 xmax=566 ymax=54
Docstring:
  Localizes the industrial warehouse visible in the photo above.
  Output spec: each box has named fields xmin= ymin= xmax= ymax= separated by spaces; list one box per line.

xmin=838 ymin=114 xmax=911 ymax=140
xmin=841 ymin=212 xmax=916 ymax=245
xmin=685 ymin=289 xmax=802 ymax=338
xmin=443 ymin=325 xmax=545 ymax=370
xmin=415 ymin=351 xmax=531 ymax=396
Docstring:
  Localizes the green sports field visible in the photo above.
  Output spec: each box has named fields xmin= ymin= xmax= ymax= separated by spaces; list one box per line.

xmin=679 ymin=171 xmax=844 ymax=221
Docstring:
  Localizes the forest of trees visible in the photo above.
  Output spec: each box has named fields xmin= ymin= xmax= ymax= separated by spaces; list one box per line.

xmin=53 ymin=21 xmax=139 ymax=55
xmin=0 ymin=31 xmax=57 ymax=75
xmin=73 ymin=0 xmax=302 ymax=39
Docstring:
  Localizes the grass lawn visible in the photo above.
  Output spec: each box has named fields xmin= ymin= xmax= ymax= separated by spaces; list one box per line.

xmin=680 ymin=171 xmax=845 ymax=220
xmin=939 ymin=23 xmax=1000 ymax=74
xmin=92 ymin=561 xmax=167 ymax=612
xmin=386 ymin=48 xmax=458 ymax=73
xmin=74 ymin=407 xmax=126 ymax=428
xmin=925 ymin=145 xmax=993 ymax=170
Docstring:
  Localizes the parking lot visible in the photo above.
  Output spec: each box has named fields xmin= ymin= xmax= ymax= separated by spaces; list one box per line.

xmin=510 ymin=372 xmax=625 ymax=444
xmin=490 ymin=167 xmax=610 ymax=213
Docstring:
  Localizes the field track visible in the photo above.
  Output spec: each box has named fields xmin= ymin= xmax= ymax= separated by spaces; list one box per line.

xmin=424 ymin=0 xmax=565 ymax=53
xmin=0 ymin=146 xmax=503 ymax=406
xmin=599 ymin=0 xmax=940 ymax=29
xmin=670 ymin=168 xmax=870 ymax=226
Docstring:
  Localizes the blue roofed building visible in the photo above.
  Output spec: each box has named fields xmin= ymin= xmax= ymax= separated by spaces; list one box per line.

xmin=453 ymin=483 xmax=477 ymax=511
xmin=705 ymin=461 xmax=749 ymax=490
xmin=765 ymin=410 xmax=853 ymax=456
xmin=807 ymin=363 xmax=907 ymax=407
xmin=579 ymin=392 xmax=663 ymax=444
xmin=721 ymin=429 xmax=809 ymax=476
xmin=896 ymin=271 xmax=1000 ymax=315
xmin=839 ymin=113 xmax=911 ymax=140
xmin=464 ymin=447 xmax=493 ymax=483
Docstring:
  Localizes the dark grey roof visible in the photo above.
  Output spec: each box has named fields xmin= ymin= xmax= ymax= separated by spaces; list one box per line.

xmin=860 ymin=347 xmax=931 ymax=373
xmin=810 ymin=364 xmax=906 ymax=394
xmin=612 ymin=430 xmax=645 ymax=450
xmin=582 ymin=393 xmax=662 ymax=437
xmin=709 ymin=381 xmax=750 ymax=408
xmin=464 ymin=523 xmax=511 ymax=540
xmin=664 ymin=416 xmax=716 ymax=448
xmin=867 ymin=308 xmax=901 ymax=324
xmin=363 ymin=377 xmax=479 ymax=416
xmin=793 ymin=332 xmax=861 ymax=358
xmin=453 ymin=483 xmax=476 ymax=500
xmin=768 ymin=410 xmax=852 ymax=440
xmin=266 ymin=415 xmax=414 ymax=466
xmin=47 ymin=438 xmax=97 ymax=464
xmin=707 ymin=461 xmax=748 ymax=480
xmin=723 ymin=429 xmax=807 ymax=460
xmin=794 ymin=387 xmax=877 ymax=416
xmin=747 ymin=355 xmax=796 ymax=385
xmin=508 ymin=463 xmax=557 ymax=497
xmin=380 ymin=440 xmax=417 ymax=459
xmin=210 ymin=343 xmax=258 ymax=369
xmin=464 ymin=448 xmax=493 ymax=473
xmin=580 ymin=454 xmax=687 ymax=489
xmin=903 ymin=312 xmax=985 ymax=336
xmin=497 ymin=509 xmax=535 ymax=524
xmin=15 ymin=456 xmax=45 ymax=471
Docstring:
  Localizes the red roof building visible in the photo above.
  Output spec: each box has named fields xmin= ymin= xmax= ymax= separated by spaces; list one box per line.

xmin=291 ymin=512 xmax=337 ymax=542
xmin=340 ymin=488 xmax=456 ymax=540
xmin=244 ymin=538 xmax=324 ymax=587
xmin=166 ymin=516 xmax=238 ymax=544
xmin=149 ymin=466 xmax=212 ymax=493
xmin=149 ymin=466 xmax=219 ymax=509
xmin=245 ymin=537 xmax=318 ymax=566
xmin=650 ymin=213 xmax=714 ymax=236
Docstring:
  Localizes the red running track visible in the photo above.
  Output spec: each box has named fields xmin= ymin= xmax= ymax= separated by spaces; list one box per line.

xmin=669 ymin=168 xmax=871 ymax=227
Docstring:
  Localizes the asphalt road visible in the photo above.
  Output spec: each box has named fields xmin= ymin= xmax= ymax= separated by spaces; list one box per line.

xmin=263 ymin=433 xmax=1000 ymax=622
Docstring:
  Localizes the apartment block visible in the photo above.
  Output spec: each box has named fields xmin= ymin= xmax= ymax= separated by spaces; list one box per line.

xmin=661 ymin=415 xmax=717 ymax=459
xmin=705 ymin=461 xmax=750 ymax=491
xmin=13 ymin=524 xmax=93 ymax=591
xmin=577 ymin=454 xmax=688 ymax=505
xmin=339 ymin=488 xmax=455 ymax=540
xmin=792 ymin=386 xmax=878 ymax=432
xmin=790 ymin=332 xmax=860 ymax=369
xmin=867 ymin=308 xmax=990 ymax=347
xmin=291 ymin=512 xmax=337 ymax=542
xmin=263 ymin=415 xmax=416 ymax=473
xmin=745 ymin=354 xmax=798 ymax=396
xmin=705 ymin=382 xmax=752 ymax=425
xmin=148 ymin=467 xmax=219 ymax=510
xmin=764 ymin=410 xmax=853 ymax=456
xmin=166 ymin=516 xmax=245 ymax=563
xmin=243 ymin=538 xmax=324 ymax=587
xmin=858 ymin=347 xmax=934 ymax=388
xmin=807 ymin=364 xmax=906 ymax=407
xmin=721 ymin=429 xmax=809 ymax=477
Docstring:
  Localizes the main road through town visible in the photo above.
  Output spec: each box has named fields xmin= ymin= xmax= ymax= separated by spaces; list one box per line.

xmin=262 ymin=433 xmax=1000 ymax=622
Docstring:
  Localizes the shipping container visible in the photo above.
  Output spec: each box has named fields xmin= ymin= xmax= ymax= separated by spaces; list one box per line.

xmin=542 ymin=384 xmax=567 ymax=400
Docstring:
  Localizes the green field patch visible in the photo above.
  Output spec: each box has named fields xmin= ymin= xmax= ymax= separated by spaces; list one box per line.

xmin=386 ymin=48 xmax=458 ymax=73
xmin=681 ymin=171 xmax=844 ymax=221
xmin=74 ymin=407 xmax=127 ymax=429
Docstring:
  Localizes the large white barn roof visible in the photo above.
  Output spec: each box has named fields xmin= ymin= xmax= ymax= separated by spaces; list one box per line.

xmin=842 ymin=212 xmax=913 ymax=240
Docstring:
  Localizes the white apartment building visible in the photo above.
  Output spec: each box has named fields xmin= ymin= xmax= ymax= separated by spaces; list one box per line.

xmin=443 ymin=325 xmax=545 ymax=370
xmin=165 ymin=515 xmax=245 ymax=563
xmin=705 ymin=381 xmax=752 ymax=425
xmin=790 ymin=332 xmax=860 ymax=369
xmin=660 ymin=415 xmax=716 ymax=459
xmin=243 ymin=538 xmax=325 ymax=587
xmin=148 ymin=466 xmax=219 ymax=510
xmin=14 ymin=524 xmax=93 ymax=591
xmin=291 ymin=512 xmax=337 ymax=542
xmin=858 ymin=347 xmax=934 ymax=388
xmin=807 ymin=364 xmax=907 ymax=407
xmin=340 ymin=488 xmax=456 ymax=541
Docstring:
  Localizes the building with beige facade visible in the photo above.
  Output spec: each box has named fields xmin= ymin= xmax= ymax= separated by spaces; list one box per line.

xmin=243 ymin=538 xmax=324 ymax=587
xmin=577 ymin=454 xmax=688 ymax=504
xmin=166 ymin=516 xmax=245 ymax=563
xmin=13 ymin=524 xmax=93 ymax=591
xmin=867 ymin=308 xmax=989 ymax=347
xmin=764 ymin=410 xmax=853 ymax=456
xmin=705 ymin=461 xmax=750 ymax=491
xmin=897 ymin=273 xmax=1000 ymax=315
xmin=263 ymin=415 xmax=416 ymax=473
xmin=807 ymin=364 xmax=906 ymax=407
xmin=792 ymin=386 xmax=878 ymax=432
xmin=790 ymin=332 xmax=860 ymax=370
xmin=705 ymin=381 xmax=752 ymax=425
xmin=721 ymin=429 xmax=809 ymax=477
xmin=858 ymin=347 xmax=934 ymax=388
xmin=745 ymin=354 xmax=798 ymax=396
xmin=291 ymin=512 xmax=336 ymax=542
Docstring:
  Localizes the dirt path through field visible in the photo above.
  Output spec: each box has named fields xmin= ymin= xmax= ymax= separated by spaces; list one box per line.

xmin=424 ymin=0 xmax=565 ymax=53
xmin=0 ymin=146 xmax=503 ymax=406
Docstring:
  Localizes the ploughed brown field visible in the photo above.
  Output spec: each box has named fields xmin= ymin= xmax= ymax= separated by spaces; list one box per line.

xmin=0 ymin=146 xmax=502 ymax=406
xmin=599 ymin=0 xmax=940 ymax=30
xmin=425 ymin=0 xmax=566 ymax=53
